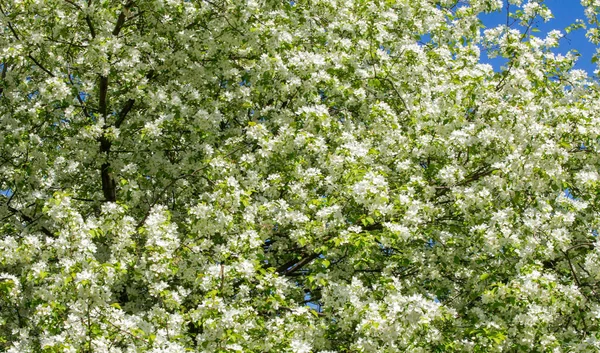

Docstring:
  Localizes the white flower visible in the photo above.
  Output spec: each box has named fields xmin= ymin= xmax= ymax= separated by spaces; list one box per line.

xmin=291 ymin=339 xmax=312 ymax=353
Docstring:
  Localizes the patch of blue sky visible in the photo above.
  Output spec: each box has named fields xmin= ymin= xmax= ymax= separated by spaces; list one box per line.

xmin=0 ymin=189 xmax=13 ymax=197
xmin=479 ymin=0 xmax=596 ymax=74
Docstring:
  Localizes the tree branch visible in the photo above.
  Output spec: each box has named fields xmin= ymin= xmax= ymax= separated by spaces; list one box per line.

xmin=113 ymin=2 xmax=134 ymax=36
xmin=28 ymin=55 xmax=55 ymax=77
xmin=0 ymin=3 xmax=21 ymax=42
xmin=6 ymin=205 xmax=54 ymax=238
xmin=277 ymin=253 xmax=320 ymax=276
xmin=65 ymin=0 xmax=96 ymax=38
xmin=115 ymin=99 xmax=134 ymax=128
xmin=67 ymin=65 xmax=91 ymax=118
xmin=98 ymin=74 xmax=115 ymax=202
xmin=86 ymin=16 xmax=96 ymax=38
xmin=98 ymin=76 xmax=108 ymax=116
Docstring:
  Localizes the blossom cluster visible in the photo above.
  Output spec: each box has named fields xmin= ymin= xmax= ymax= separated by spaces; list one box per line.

xmin=1 ymin=0 xmax=600 ymax=351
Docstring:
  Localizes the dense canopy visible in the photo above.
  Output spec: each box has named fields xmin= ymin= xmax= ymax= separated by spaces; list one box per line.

xmin=2 ymin=0 xmax=600 ymax=351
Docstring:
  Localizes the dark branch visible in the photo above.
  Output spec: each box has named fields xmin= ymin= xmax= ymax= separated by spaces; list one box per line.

xmin=86 ymin=16 xmax=96 ymax=38
xmin=28 ymin=55 xmax=55 ymax=77
xmin=0 ymin=3 xmax=21 ymax=42
xmin=98 ymin=74 xmax=114 ymax=201
xmin=115 ymin=99 xmax=134 ymax=128
xmin=71 ymin=0 xmax=95 ymax=38
xmin=6 ymin=205 xmax=54 ymax=238
xmin=113 ymin=3 xmax=133 ymax=36
xmin=98 ymin=76 xmax=108 ymax=116
xmin=278 ymin=253 xmax=320 ymax=276
xmin=67 ymin=66 xmax=91 ymax=118
xmin=101 ymin=162 xmax=116 ymax=202
xmin=113 ymin=12 xmax=126 ymax=35
xmin=63 ymin=0 xmax=81 ymax=9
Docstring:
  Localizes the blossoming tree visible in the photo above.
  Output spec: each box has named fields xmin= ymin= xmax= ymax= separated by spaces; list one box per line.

xmin=2 ymin=0 xmax=600 ymax=351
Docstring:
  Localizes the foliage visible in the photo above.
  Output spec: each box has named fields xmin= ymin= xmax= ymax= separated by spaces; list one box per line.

xmin=2 ymin=0 xmax=600 ymax=351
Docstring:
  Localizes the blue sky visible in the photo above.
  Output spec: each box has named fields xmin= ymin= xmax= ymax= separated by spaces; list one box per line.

xmin=479 ymin=0 xmax=597 ymax=74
